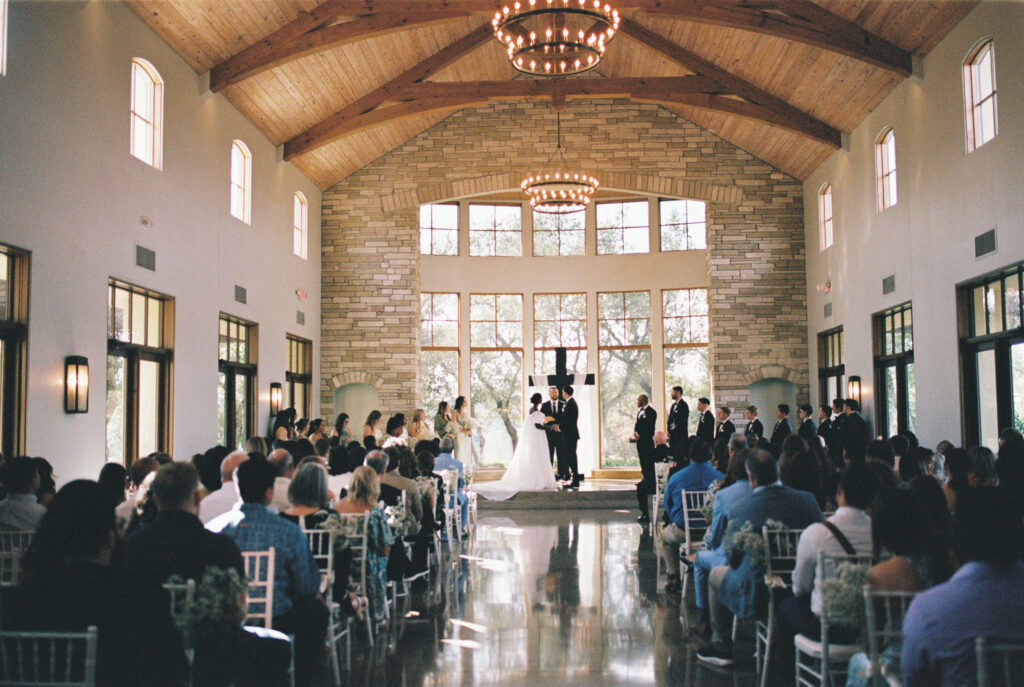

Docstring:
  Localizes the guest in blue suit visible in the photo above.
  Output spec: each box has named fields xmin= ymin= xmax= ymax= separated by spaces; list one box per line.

xmin=660 ymin=439 xmax=722 ymax=592
xmin=697 ymin=449 xmax=823 ymax=667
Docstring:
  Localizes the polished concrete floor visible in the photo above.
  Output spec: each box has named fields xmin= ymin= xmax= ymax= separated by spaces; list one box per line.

xmin=351 ymin=510 xmax=759 ymax=687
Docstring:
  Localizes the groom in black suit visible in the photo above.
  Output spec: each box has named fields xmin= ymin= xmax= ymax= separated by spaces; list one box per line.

xmin=540 ymin=386 xmax=563 ymax=477
xmin=558 ymin=385 xmax=580 ymax=489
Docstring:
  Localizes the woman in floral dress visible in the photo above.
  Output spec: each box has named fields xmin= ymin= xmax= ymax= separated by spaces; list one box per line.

xmin=334 ymin=466 xmax=393 ymax=624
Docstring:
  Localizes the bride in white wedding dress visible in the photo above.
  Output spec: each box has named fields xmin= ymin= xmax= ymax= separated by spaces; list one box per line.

xmin=474 ymin=393 xmax=557 ymax=501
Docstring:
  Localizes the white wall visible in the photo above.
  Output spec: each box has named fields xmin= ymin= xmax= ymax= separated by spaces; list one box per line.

xmin=0 ymin=2 xmax=322 ymax=480
xmin=803 ymin=2 xmax=1024 ymax=448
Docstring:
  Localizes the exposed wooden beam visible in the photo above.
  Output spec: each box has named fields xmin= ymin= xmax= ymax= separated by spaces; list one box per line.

xmin=643 ymin=0 xmax=912 ymax=75
xmin=284 ymin=25 xmax=493 ymax=160
xmin=210 ymin=11 xmax=471 ymax=91
xmin=285 ymin=75 xmax=837 ymax=155
xmin=620 ymin=18 xmax=841 ymax=147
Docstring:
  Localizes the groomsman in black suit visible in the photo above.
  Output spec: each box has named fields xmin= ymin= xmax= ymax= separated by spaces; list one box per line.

xmin=770 ymin=403 xmax=793 ymax=455
xmin=666 ymin=386 xmax=690 ymax=460
xmin=558 ymin=386 xmax=581 ymax=489
xmin=816 ymin=404 xmax=834 ymax=445
xmin=744 ymin=405 xmax=764 ymax=440
xmin=695 ymin=397 xmax=715 ymax=444
xmin=540 ymin=386 xmax=563 ymax=477
xmin=797 ymin=404 xmax=817 ymax=442
xmin=632 ymin=394 xmax=657 ymax=524
xmin=715 ymin=406 xmax=736 ymax=441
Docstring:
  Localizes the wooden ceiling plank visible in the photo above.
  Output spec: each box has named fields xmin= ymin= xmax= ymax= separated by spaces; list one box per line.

xmin=620 ymin=18 xmax=840 ymax=147
xmin=284 ymin=24 xmax=493 ymax=159
xmin=210 ymin=10 xmax=470 ymax=90
xmin=397 ymin=76 xmax=725 ymax=101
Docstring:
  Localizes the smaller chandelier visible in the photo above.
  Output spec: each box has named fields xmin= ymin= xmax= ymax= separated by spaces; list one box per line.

xmin=493 ymin=0 xmax=620 ymax=76
xmin=522 ymin=113 xmax=599 ymax=214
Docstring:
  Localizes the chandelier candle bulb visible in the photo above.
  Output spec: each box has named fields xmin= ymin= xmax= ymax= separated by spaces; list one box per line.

xmin=493 ymin=0 xmax=619 ymax=76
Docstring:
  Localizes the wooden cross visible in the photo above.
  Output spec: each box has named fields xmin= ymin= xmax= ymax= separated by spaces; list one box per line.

xmin=528 ymin=347 xmax=595 ymax=388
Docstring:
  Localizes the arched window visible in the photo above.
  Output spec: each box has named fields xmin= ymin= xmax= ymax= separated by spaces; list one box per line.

xmin=230 ymin=140 xmax=252 ymax=224
xmin=875 ymin=128 xmax=897 ymax=212
xmin=963 ymin=39 xmax=997 ymax=152
xmin=818 ymin=183 xmax=833 ymax=250
xmin=130 ymin=58 xmax=164 ymax=169
xmin=293 ymin=192 xmax=308 ymax=259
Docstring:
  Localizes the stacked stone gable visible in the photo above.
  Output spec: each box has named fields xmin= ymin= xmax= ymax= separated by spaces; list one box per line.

xmin=320 ymin=99 xmax=807 ymax=419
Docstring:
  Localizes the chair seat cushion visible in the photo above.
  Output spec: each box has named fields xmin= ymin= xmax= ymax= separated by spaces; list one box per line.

xmin=794 ymin=632 xmax=861 ymax=658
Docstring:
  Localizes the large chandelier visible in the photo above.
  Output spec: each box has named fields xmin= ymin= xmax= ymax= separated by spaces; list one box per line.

xmin=522 ymin=112 xmax=599 ymax=214
xmin=492 ymin=0 xmax=620 ymax=76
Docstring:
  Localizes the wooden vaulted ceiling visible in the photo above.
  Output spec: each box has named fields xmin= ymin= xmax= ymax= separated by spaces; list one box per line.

xmin=128 ymin=0 xmax=977 ymax=189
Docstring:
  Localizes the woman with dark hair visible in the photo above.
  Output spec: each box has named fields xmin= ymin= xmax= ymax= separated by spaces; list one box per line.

xmin=97 ymin=462 xmax=128 ymax=511
xmin=907 ymin=475 xmax=952 ymax=545
xmin=363 ymin=410 xmax=384 ymax=444
xmin=898 ymin=446 xmax=931 ymax=483
xmin=7 ymin=480 xmax=120 ymax=685
xmin=967 ymin=445 xmax=998 ymax=487
xmin=294 ymin=418 xmax=309 ymax=438
xmin=306 ymin=418 xmax=326 ymax=444
xmin=31 ymin=457 xmax=57 ymax=508
xmin=943 ymin=447 xmax=971 ymax=512
xmin=434 ymin=401 xmax=455 ymax=440
xmin=272 ymin=409 xmax=295 ymax=443
xmin=780 ymin=447 xmax=826 ymax=509
xmin=331 ymin=413 xmax=351 ymax=444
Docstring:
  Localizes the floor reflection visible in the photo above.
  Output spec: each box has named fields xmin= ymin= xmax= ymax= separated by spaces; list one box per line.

xmin=357 ymin=510 xmax=756 ymax=687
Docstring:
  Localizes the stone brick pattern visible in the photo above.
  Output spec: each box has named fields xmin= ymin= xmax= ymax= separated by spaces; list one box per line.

xmin=320 ymin=99 xmax=807 ymax=417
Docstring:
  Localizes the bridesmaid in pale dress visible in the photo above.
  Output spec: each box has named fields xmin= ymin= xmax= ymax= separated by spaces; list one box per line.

xmin=451 ymin=396 xmax=474 ymax=465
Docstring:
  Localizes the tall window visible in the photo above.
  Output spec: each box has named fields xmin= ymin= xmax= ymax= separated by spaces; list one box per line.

xmin=218 ymin=315 xmax=256 ymax=450
xmin=534 ymin=293 xmax=587 ymax=375
xmin=818 ymin=327 xmax=845 ymax=406
xmin=469 ymin=204 xmax=521 ymax=257
xmin=420 ymin=292 xmax=460 ymax=409
xmin=874 ymin=303 xmax=916 ymax=437
xmin=964 ymin=40 xmax=997 ymax=152
xmin=663 ymin=289 xmax=709 ymax=435
xmin=292 ymin=192 xmax=308 ymax=259
xmin=598 ymin=291 xmax=651 ymax=468
xmin=959 ymin=262 xmax=1024 ymax=448
xmin=875 ymin=128 xmax=897 ymax=211
xmin=129 ymin=58 xmax=164 ymax=169
xmin=818 ymin=183 xmax=833 ymax=250
xmin=660 ymin=199 xmax=706 ymax=251
xmin=0 ymin=245 xmax=28 ymax=457
xmin=533 ymin=210 xmax=585 ymax=256
xmin=419 ymin=204 xmax=458 ymax=256
xmin=470 ymin=294 xmax=523 ymax=468
xmin=285 ymin=335 xmax=311 ymax=420
xmin=1 ymin=0 xmax=7 ymax=76
xmin=230 ymin=140 xmax=252 ymax=224
xmin=597 ymin=200 xmax=649 ymax=254
xmin=107 ymin=282 xmax=173 ymax=466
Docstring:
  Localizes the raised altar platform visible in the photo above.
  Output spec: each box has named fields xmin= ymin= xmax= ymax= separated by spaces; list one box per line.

xmin=473 ymin=478 xmax=636 ymax=511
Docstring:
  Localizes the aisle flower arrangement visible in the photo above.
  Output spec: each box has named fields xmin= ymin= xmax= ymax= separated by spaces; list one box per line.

xmin=415 ymin=475 xmax=439 ymax=503
xmin=728 ymin=518 xmax=789 ymax=571
xmin=821 ymin=560 xmax=870 ymax=635
xmin=166 ymin=566 xmax=247 ymax=649
xmin=383 ymin=503 xmax=412 ymax=537
xmin=321 ymin=511 xmax=362 ymax=550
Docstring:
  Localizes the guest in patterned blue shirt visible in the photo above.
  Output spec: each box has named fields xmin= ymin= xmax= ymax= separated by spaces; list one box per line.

xmin=208 ymin=456 xmax=328 ymax=686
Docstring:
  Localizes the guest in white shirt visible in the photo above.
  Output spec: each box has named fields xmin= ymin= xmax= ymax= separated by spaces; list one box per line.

xmin=774 ymin=461 xmax=881 ymax=684
xmin=0 ymin=456 xmax=47 ymax=531
xmin=198 ymin=450 xmax=249 ymax=524
xmin=267 ymin=448 xmax=294 ymax=512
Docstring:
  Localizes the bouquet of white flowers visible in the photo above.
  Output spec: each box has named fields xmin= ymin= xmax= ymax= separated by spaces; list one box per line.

xmin=415 ymin=475 xmax=439 ymax=503
xmin=728 ymin=518 xmax=789 ymax=572
xmin=383 ymin=502 xmax=412 ymax=537
xmin=321 ymin=511 xmax=362 ymax=550
xmin=821 ymin=560 xmax=870 ymax=635
xmin=166 ymin=567 xmax=247 ymax=649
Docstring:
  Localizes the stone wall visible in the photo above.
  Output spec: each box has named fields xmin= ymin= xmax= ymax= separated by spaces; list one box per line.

xmin=320 ymin=99 xmax=807 ymax=418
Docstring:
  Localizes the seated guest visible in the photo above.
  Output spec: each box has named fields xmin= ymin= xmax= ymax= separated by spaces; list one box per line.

xmin=906 ymin=475 xmax=952 ymax=547
xmin=433 ymin=438 xmax=469 ymax=534
xmin=116 ymin=462 xmax=273 ymax=687
xmin=97 ymin=462 xmax=128 ymax=512
xmin=697 ymin=449 xmax=822 ymax=667
xmin=867 ymin=438 xmax=896 ymax=468
xmin=967 ymin=445 xmax=998 ymax=487
xmin=280 ymin=462 xmax=333 ymax=529
xmin=31 ymin=458 xmax=57 ymax=508
xmin=379 ymin=448 xmax=422 ymax=536
xmin=997 ymin=434 xmax=1024 ymax=520
xmin=245 ymin=436 xmax=268 ymax=457
xmin=689 ymin=446 xmax=753 ymax=635
xmin=208 ymin=458 xmax=327 ymax=686
xmin=780 ymin=437 xmax=827 ymax=509
xmin=327 ymin=444 xmax=357 ymax=497
xmin=199 ymin=450 xmax=250 ymax=524
xmin=774 ymin=462 xmax=880 ymax=684
xmin=7 ymin=480 xmax=122 ymax=686
xmin=942 ymin=447 xmax=971 ymax=513
xmin=313 ymin=438 xmax=330 ymax=465
xmin=334 ymin=466 xmax=393 ymax=624
xmin=899 ymin=446 xmax=931 ymax=483
xmin=267 ymin=448 xmax=294 ymax=512
xmin=660 ymin=438 xmax=722 ymax=592
xmin=901 ymin=488 xmax=1024 ymax=687
xmin=636 ymin=431 xmax=673 ymax=522
xmin=115 ymin=455 xmax=159 ymax=536
xmin=0 ymin=456 xmax=47 ymax=531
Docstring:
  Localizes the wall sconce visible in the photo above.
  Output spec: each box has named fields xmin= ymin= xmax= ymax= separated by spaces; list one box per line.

xmin=847 ymin=375 xmax=862 ymax=405
xmin=270 ymin=382 xmax=283 ymax=416
xmin=64 ymin=356 xmax=89 ymax=413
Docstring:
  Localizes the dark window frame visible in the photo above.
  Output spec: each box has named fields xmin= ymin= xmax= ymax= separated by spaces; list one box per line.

xmin=873 ymin=302 xmax=915 ymax=437
xmin=218 ymin=314 xmax=257 ymax=449
xmin=0 ymin=245 xmax=29 ymax=458
xmin=817 ymin=327 xmax=845 ymax=407
xmin=285 ymin=334 xmax=312 ymax=420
